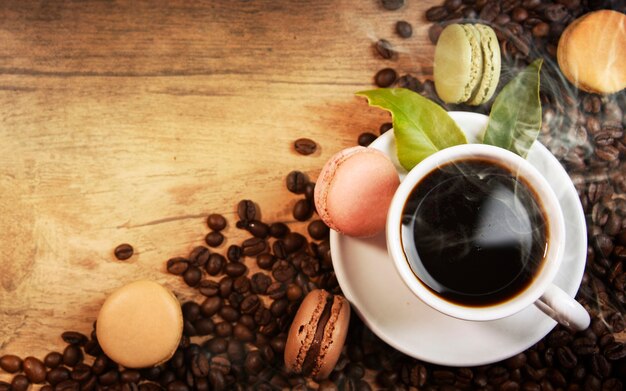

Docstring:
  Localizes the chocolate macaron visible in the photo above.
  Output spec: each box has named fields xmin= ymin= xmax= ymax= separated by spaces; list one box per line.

xmin=284 ymin=289 xmax=351 ymax=380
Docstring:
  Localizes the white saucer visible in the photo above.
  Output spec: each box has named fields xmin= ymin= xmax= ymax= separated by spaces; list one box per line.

xmin=331 ymin=112 xmax=587 ymax=366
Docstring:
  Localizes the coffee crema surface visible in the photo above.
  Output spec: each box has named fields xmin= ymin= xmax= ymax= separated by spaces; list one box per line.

xmin=401 ymin=158 xmax=549 ymax=307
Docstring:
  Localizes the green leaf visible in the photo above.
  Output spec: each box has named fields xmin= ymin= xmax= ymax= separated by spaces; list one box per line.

xmin=356 ymin=88 xmax=467 ymax=170
xmin=483 ymin=59 xmax=543 ymax=158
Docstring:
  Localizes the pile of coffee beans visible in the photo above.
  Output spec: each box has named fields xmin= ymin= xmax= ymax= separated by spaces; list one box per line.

xmin=2 ymin=1 xmax=625 ymax=390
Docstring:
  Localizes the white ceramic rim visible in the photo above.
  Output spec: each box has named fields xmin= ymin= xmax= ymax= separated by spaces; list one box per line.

xmin=386 ymin=143 xmax=566 ymax=322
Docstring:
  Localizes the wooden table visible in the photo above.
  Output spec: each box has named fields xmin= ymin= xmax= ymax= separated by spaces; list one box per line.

xmin=0 ymin=0 xmax=437 ymax=371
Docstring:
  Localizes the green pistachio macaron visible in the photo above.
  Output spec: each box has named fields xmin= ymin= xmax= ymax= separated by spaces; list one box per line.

xmin=434 ymin=24 xmax=483 ymax=104
xmin=468 ymin=24 xmax=501 ymax=106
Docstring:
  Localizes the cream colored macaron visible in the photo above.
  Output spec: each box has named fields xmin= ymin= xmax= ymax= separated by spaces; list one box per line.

xmin=96 ymin=280 xmax=183 ymax=368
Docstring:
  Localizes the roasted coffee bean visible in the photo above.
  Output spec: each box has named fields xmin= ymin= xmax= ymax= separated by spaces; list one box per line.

xmin=114 ymin=243 xmax=134 ymax=260
xmin=23 ymin=356 xmax=46 ymax=383
xmin=425 ymin=6 xmax=448 ymax=21
xmin=244 ymin=351 xmax=265 ymax=375
xmin=604 ymin=342 xmax=626 ymax=360
xmin=205 ymin=253 xmax=225 ymax=276
xmin=225 ymin=261 xmax=247 ymax=277
xmin=307 ymin=220 xmax=329 ymax=240
xmin=234 ymin=323 xmax=255 ymax=342
xmin=293 ymin=199 xmax=313 ymax=221
xmin=543 ymin=4 xmax=568 ymax=22
xmin=247 ymin=220 xmax=269 ymax=238
xmin=242 ymin=237 xmax=267 ymax=256
xmin=219 ymin=305 xmax=240 ymax=322
xmin=380 ymin=122 xmax=393 ymax=135
xmin=183 ymin=265 xmax=202 ymax=287
xmin=47 ymin=367 xmax=71 ymax=385
xmin=573 ymin=337 xmax=599 ymax=355
xmin=251 ymin=272 xmax=272 ymax=294
xmin=556 ymin=346 xmax=577 ymax=369
xmin=270 ymin=299 xmax=288 ymax=317
xmin=99 ymin=371 xmax=119 ymax=386
xmin=167 ymin=380 xmax=189 ymax=391
xmin=215 ymin=321 xmax=234 ymax=338
xmin=167 ymin=257 xmax=189 ymax=275
xmin=429 ymin=23 xmax=444 ymax=44
xmin=219 ymin=276 xmax=234 ymax=297
xmin=237 ymin=200 xmax=257 ymax=221
xmin=283 ymin=232 xmax=306 ymax=253
xmin=0 ymin=382 xmax=11 ymax=391
xmin=358 ymin=132 xmax=378 ymax=147
xmin=43 ymin=351 xmax=63 ymax=369
xmin=381 ymin=0 xmax=404 ymax=10
xmin=198 ymin=279 xmax=220 ymax=297
xmin=91 ymin=355 xmax=109 ymax=375
xmin=11 ymin=375 xmax=29 ymax=391
xmin=201 ymin=296 xmax=223 ymax=317
xmin=374 ymin=68 xmax=397 ymax=88
xmin=227 ymin=245 xmax=242 ymax=262
xmin=294 ymin=138 xmax=317 ymax=155
xmin=0 ymin=354 xmax=22 ymax=373
xmin=233 ymin=276 xmax=251 ymax=294
xmin=55 ymin=380 xmax=80 ymax=391
xmin=61 ymin=331 xmax=88 ymax=346
xmin=120 ymin=369 xmax=141 ymax=384
xmin=270 ymin=334 xmax=287 ymax=354
xmin=194 ymin=318 xmax=215 ymax=336
xmin=190 ymin=354 xmax=210 ymax=378
xmin=286 ymin=283 xmax=303 ymax=301
xmin=206 ymin=338 xmax=228 ymax=355
xmin=478 ymin=1 xmax=500 ymax=22
xmin=273 ymin=240 xmax=287 ymax=259
xmin=204 ymin=231 xmax=224 ymax=247
xmin=256 ymin=253 xmax=276 ymax=270
xmin=240 ymin=295 xmax=261 ymax=314
xmin=63 ymin=344 xmax=83 ymax=367
xmin=272 ymin=260 xmax=296 ymax=282
xmin=395 ymin=21 xmax=412 ymax=38
xmin=286 ymin=171 xmax=308 ymax=194
xmin=254 ymin=307 xmax=273 ymax=326
xmin=375 ymin=39 xmax=395 ymax=60
xmin=189 ymin=245 xmax=210 ymax=267
xmin=207 ymin=213 xmax=227 ymax=231
xmin=210 ymin=356 xmax=231 ymax=376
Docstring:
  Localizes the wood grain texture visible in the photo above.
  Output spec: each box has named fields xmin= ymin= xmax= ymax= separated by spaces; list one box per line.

xmin=0 ymin=0 xmax=437 ymax=371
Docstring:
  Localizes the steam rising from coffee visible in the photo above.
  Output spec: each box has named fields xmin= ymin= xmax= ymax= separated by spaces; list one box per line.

xmin=401 ymin=159 xmax=548 ymax=306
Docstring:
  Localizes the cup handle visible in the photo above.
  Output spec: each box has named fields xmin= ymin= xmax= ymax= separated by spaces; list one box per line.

xmin=535 ymin=284 xmax=590 ymax=331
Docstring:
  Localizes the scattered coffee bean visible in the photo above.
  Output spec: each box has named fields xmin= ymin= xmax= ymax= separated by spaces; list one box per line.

xmin=207 ymin=213 xmax=227 ymax=231
xmin=381 ymin=0 xmax=404 ymax=10
xmin=241 ymin=237 xmax=267 ymax=256
xmin=395 ymin=21 xmax=412 ymax=38
xmin=22 ymin=357 xmax=46 ymax=384
xmin=189 ymin=245 xmax=210 ymax=267
xmin=307 ymin=220 xmax=329 ymax=240
xmin=43 ymin=352 xmax=63 ymax=369
xmin=294 ymin=138 xmax=317 ymax=155
xmin=374 ymin=68 xmax=397 ymax=87
xmin=293 ymin=199 xmax=313 ymax=221
xmin=237 ymin=200 xmax=257 ymax=222
xmin=251 ymin=272 xmax=272 ymax=294
xmin=375 ymin=39 xmax=395 ymax=60
xmin=206 ymin=253 xmax=225 ymax=275
xmin=247 ymin=220 xmax=269 ymax=238
xmin=286 ymin=171 xmax=308 ymax=194
xmin=11 ymin=375 xmax=29 ymax=391
xmin=224 ymin=261 xmax=247 ymax=277
xmin=205 ymin=231 xmax=224 ymax=247
xmin=166 ymin=257 xmax=189 ymax=275
xmin=183 ymin=265 xmax=202 ymax=287
xmin=114 ymin=243 xmax=133 ymax=260
xmin=0 ymin=355 xmax=22 ymax=373
xmin=227 ymin=245 xmax=242 ymax=262
xmin=358 ymin=132 xmax=378 ymax=147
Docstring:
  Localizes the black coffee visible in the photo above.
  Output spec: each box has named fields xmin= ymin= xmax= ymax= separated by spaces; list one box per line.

xmin=401 ymin=158 xmax=549 ymax=307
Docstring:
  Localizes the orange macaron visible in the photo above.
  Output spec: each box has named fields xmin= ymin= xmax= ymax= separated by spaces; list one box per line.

xmin=314 ymin=146 xmax=400 ymax=238
xmin=557 ymin=10 xmax=626 ymax=94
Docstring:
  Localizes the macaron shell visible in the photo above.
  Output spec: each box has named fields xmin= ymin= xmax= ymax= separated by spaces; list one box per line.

xmin=468 ymin=24 xmax=501 ymax=106
xmin=96 ymin=280 xmax=183 ymax=368
xmin=314 ymin=295 xmax=351 ymax=379
xmin=314 ymin=146 xmax=400 ymax=238
xmin=557 ymin=10 xmax=626 ymax=94
xmin=284 ymin=289 xmax=328 ymax=374
xmin=434 ymin=24 xmax=481 ymax=104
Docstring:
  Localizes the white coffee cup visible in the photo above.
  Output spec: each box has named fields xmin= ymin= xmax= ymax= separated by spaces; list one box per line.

xmin=386 ymin=143 xmax=590 ymax=331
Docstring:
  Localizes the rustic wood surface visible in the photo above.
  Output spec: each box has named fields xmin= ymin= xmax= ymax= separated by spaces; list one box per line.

xmin=0 ymin=0 xmax=438 ymax=374
xmin=1 ymin=0 xmax=623 ymax=386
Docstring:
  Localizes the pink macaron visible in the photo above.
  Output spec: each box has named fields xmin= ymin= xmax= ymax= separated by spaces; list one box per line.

xmin=314 ymin=146 xmax=400 ymax=237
